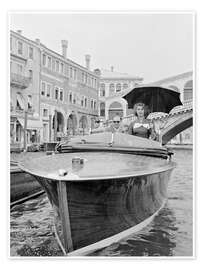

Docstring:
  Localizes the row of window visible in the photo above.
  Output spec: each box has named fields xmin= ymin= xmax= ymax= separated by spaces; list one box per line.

xmin=41 ymin=81 xmax=64 ymax=101
xmin=10 ymin=38 xmax=34 ymax=59
xmin=41 ymin=81 xmax=97 ymax=109
xmin=11 ymin=37 xmax=98 ymax=89
xmin=69 ymin=91 xmax=97 ymax=110
xmin=42 ymin=53 xmax=98 ymax=89
xmin=99 ymin=83 xmax=129 ymax=96
xmin=100 ymin=83 xmax=129 ymax=91
xmin=42 ymin=54 xmax=65 ymax=75
xmin=10 ymin=61 xmax=33 ymax=79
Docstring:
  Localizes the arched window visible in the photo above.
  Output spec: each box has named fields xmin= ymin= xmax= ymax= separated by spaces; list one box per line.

xmin=69 ymin=92 xmax=72 ymax=103
xmin=100 ymin=83 xmax=105 ymax=97
xmin=81 ymin=96 xmax=84 ymax=107
xmin=93 ymin=100 xmax=97 ymax=110
xmin=59 ymin=89 xmax=63 ymax=101
xmin=55 ymin=87 xmax=59 ymax=100
xmin=108 ymin=101 xmax=123 ymax=120
xmin=84 ymin=97 xmax=87 ymax=107
xmin=109 ymin=83 xmax=115 ymax=91
xmin=100 ymin=102 xmax=105 ymax=117
xmin=116 ymin=83 xmax=121 ymax=92
xmin=90 ymin=99 xmax=94 ymax=109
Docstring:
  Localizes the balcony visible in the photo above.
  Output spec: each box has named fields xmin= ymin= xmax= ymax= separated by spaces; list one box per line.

xmin=10 ymin=73 xmax=30 ymax=89
xmin=10 ymin=106 xmax=35 ymax=118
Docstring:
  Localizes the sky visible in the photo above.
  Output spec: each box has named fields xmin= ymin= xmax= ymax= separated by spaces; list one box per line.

xmin=9 ymin=12 xmax=194 ymax=83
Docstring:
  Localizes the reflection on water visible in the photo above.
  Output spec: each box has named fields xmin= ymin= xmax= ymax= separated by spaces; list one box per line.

xmin=10 ymin=149 xmax=193 ymax=257
xmin=90 ymin=205 xmax=177 ymax=256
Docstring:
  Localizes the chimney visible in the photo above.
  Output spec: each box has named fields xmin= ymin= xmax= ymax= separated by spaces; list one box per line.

xmin=17 ymin=30 xmax=22 ymax=35
xmin=61 ymin=40 xmax=68 ymax=58
xmin=85 ymin=54 xmax=91 ymax=70
xmin=111 ymin=66 xmax=114 ymax=72
xmin=35 ymin=38 xmax=40 ymax=45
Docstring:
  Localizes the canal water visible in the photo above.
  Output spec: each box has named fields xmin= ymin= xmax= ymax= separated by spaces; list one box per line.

xmin=10 ymin=149 xmax=193 ymax=257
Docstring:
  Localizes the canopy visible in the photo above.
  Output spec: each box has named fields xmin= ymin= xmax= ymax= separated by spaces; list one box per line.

xmin=16 ymin=93 xmax=25 ymax=110
xmin=17 ymin=118 xmax=43 ymax=129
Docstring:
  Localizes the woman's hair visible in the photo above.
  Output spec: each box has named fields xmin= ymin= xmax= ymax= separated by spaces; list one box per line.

xmin=133 ymin=103 xmax=150 ymax=118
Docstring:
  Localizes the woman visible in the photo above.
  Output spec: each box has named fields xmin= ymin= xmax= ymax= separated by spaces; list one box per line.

xmin=128 ymin=103 xmax=157 ymax=140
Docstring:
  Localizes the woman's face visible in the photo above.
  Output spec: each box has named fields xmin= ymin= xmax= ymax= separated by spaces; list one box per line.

xmin=136 ymin=106 xmax=145 ymax=118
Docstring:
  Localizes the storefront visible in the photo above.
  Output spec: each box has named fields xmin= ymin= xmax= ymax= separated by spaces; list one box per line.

xmin=10 ymin=116 xmax=43 ymax=149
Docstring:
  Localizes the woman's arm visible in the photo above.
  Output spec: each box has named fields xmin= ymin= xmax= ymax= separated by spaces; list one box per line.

xmin=149 ymin=120 xmax=158 ymax=141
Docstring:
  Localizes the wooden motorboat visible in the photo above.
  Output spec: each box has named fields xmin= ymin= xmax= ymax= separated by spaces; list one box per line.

xmin=10 ymin=161 xmax=43 ymax=206
xmin=19 ymin=132 xmax=175 ymax=256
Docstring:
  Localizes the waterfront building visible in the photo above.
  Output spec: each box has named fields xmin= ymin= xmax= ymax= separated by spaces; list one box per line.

xmin=10 ymin=30 xmax=100 ymax=148
xmin=39 ymin=41 xmax=99 ymax=141
xmin=10 ymin=30 xmax=42 ymax=149
xmin=40 ymin=40 xmax=99 ymax=141
xmin=98 ymin=67 xmax=143 ymax=120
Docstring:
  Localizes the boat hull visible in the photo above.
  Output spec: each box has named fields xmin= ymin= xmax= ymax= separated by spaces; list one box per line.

xmin=34 ymin=167 xmax=173 ymax=254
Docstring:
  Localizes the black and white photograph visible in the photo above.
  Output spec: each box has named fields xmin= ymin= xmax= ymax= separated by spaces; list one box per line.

xmin=9 ymin=12 xmax=194 ymax=257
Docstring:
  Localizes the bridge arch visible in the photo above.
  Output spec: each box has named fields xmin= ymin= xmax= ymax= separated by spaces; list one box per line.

xmin=161 ymin=112 xmax=193 ymax=145
xmin=108 ymin=101 xmax=123 ymax=120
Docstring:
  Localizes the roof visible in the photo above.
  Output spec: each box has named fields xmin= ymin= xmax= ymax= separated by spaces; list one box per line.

xmin=10 ymin=30 xmax=99 ymax=78
xmin=100 ymin=69 xmax=143 ymax=80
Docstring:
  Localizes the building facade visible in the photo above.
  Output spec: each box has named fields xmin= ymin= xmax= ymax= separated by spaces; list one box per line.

xmin=10 ymin=30 xmax=100 ymax=148
xmin=98 ymin=67 xmax=143 ymax=120
xmin=10 ymin=30 xmax=42 ymax=148
xmin=39 ymin=42 xmax=99 ymax=142
xmin=10 ymin=30 xmax=192 ymax=147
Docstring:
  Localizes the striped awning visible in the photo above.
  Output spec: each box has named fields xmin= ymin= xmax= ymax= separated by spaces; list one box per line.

xmin=16 ymin=93 xmax=25 ymax=110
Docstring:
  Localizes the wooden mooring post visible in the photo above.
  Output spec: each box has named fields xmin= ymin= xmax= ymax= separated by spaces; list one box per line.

xmin=57 ymin=181 xmax=73 ymax=253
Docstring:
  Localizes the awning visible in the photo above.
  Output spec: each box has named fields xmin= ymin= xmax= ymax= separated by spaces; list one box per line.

xmin=17 ymin=118 xmax=43 ymax=129
xmin=10 ymin=96 xmax=15 ymax=107
xmin=28 ymin=95 xmax=32 ymax=107
xmin=16 ymin=93 xmax=25 ymax=110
